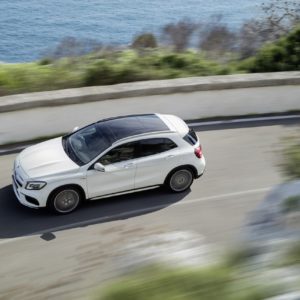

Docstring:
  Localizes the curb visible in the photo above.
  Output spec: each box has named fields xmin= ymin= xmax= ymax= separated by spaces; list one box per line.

xmin=1 ymin=71 xmax=300 ymax=113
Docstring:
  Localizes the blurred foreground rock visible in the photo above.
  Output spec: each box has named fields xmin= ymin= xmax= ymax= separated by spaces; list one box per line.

xmin=244 ymin=180 xmax=300 ymax=241
xmin=243 ymin=180 xmax=300 ymax=298
xmin=115 ymin=231 xmax=215 ymax=273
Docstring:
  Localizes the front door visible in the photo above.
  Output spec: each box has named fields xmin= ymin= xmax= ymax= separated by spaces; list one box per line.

xmin=86 ymin=141 xmax=137 ymax=199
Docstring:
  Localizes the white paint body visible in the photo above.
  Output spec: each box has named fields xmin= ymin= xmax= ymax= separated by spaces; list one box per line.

xmin=12 ymin=114 xmax=206 ymax=209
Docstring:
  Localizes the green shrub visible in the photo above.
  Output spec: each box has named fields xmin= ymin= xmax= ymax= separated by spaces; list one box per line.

xmin=132 ymin=33 xmax=158 ymax=49
xmin=282 ymin=195 xmax=300 ymax=212
xmin=0 ymin=62 xmax=82 ymax=94
xmin=161 ymin=54 xmax=189 ymax=68
xmin=240 ymin=26 xmax=300 ymax=73
xmin=84 ymin=60 xmax=117 ymax=85
xmin=38 ymin=58 xmax=53 ymax=65
xmin=281 ymin=140 xmax=300 ymax=179
xmin=84 ymin=60 xmax=151 ymax=86
xmin=82 ymin=50 xmax=230 ymax=87
xmin=95 ymin=265 xmax=273 ymax=300
xmin=225 ymin=246 xmax=260 ymax=266
xmin=280 ymin=242 xmax=300 ymax=266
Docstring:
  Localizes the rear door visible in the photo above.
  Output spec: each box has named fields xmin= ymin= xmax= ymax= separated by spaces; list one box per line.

xmin=134 ymin=138 xmax=179 ymax=189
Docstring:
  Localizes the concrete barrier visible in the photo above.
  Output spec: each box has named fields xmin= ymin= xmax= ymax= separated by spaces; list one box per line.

xmin=0 ymin=84 xmax=300 ymax=145
xmin=1 ymin=71 xmax=300 ymax=113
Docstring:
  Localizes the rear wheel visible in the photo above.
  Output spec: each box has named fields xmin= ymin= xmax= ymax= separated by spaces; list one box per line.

xmin=48 ymin=187 xmax=82 ymax=214
xmin=167 ymin=168 xmax=194 ymax=192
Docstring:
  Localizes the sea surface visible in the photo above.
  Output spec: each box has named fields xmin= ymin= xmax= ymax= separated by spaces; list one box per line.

xmin=0 ymin=0 xmax=270 ymax=62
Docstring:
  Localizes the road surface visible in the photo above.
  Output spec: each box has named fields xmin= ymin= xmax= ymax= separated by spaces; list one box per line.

xmin=0 ymin=120 xmax=299 ymax=299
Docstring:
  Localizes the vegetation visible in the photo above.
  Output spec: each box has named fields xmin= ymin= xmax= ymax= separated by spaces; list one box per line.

xmin=0 ymin=61 xmax=82 ymax=95
xmin=0 ymin=0 xmax=300 ymax=96
xmin=131 ymin=33 xmax=157 ymax=49
xmin=284 ymin=242 xmax=300 ymax=265
xmin=239 ymin=27 xmax=300 ymax=72
xmin=224 ymin=246 xmax=260 ymax=267
xmin=281 ymin=137 xmax=300 ymax=179
xmin=162 ymin=19 xmax=198 ymax=52
xmin=278 ymin=242 xmax=300 ymax=266
xmin=83 ymin=50 xmax=230 ymax=87
xmin=95 ymin=265 xmax=274 ymax=300
xmin=282 ymin=195 xmax=300 ymax=213
xmin=3 ymin=24 xmax=300 ymax=95
xmin=0 ymin=50 xmax=233 ymax=95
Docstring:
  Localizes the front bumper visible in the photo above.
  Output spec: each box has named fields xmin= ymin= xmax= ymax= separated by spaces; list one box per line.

xmin=12 ymin=175 xmax=39 ymax=209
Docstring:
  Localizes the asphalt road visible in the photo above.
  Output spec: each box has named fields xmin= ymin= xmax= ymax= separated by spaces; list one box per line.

xmin=0 ymin=120 xmax=299 ymax=300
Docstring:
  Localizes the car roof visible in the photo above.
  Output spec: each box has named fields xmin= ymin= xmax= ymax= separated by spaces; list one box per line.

xmin=158 ymin=114 xmax=189 ymax=137
xmin=96 ymin=114 xmax=172 ymax=143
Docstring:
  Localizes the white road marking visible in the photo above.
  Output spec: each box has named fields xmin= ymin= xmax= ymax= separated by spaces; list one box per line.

xmin=188 ymin=114 xmax=300 ymax=127
xmin=177 ymin=187 xmax=271 ymax=206
xmin=0 ymin=186 xmax=271 ymax=246
xmin=0 ymin=236 xmax=29 ymax=246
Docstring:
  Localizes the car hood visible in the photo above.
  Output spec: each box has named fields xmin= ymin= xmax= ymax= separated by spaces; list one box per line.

xmin=18 ymin=137 xmax=79 ymax=178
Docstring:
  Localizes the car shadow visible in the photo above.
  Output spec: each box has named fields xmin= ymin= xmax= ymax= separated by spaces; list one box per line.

xmin=0 ymin=185 xmax=189 ymax=239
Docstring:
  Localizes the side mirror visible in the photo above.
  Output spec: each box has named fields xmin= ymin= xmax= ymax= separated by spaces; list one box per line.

xmin=94 ymin=162 xmax=105 ymax=172
xmin=72 ymin=126 xmax=79 ymax=132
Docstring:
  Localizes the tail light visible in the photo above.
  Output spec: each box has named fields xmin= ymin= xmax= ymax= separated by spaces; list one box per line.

xmin=194 ymin=145 xmax=202 ymax=158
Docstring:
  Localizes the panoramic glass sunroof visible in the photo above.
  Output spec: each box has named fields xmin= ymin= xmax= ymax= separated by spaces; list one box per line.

xmin=98 ymin=114 xmax=169 ymax=142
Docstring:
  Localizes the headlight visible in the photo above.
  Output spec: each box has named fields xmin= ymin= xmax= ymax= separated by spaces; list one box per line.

xmin=25 ymin=181 xmax=47 ymax=190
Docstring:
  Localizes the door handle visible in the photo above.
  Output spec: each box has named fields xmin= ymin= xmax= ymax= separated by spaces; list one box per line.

xmin=165 ymin=155 xmax=175 ymax=160
xmin=123 ymin=163 xmax=134 ymax=169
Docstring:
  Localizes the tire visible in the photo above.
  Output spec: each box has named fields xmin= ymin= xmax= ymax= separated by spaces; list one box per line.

xmin=48 ymin=187 xmax=82 ymax=214
xmin=166 ymin=167 xmax=194 ymax=193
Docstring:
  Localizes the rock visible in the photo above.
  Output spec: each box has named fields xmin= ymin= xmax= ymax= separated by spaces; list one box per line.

xmin=114 ymin=231 xmax=215 ymax=273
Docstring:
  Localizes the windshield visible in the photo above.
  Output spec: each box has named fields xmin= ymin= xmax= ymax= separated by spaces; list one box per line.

xmin=63 ymin=123 xmax=111 ymax=165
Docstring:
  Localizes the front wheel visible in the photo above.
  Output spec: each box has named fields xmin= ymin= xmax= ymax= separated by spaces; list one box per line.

xmin=166 ymin=168 xmax=194 ymax=193
xmin=48 ymin=187 xmax=82 ymax=214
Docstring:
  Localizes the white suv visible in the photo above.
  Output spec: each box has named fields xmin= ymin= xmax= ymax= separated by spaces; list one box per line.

xmin=12 ymin=114 xmax=206 ymax=214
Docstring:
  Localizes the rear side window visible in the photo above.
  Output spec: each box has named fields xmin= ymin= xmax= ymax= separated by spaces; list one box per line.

xmin=183 ymin=128 xmax=198 ymax=145
xmin=137 ymin=138 xmax=177 ymax=158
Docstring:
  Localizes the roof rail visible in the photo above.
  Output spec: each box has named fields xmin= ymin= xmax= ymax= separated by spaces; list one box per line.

xmin=96 ymin=113 xmax=156 ymax=124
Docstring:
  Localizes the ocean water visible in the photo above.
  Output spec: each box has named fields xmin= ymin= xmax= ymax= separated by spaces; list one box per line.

xmin=0 ymin=0 xmax=268 ymax=62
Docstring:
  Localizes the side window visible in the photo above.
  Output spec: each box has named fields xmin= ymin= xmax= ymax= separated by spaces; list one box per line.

xmin=137 ymin=138 xmax=177 ymax=158
xmin=99 ymin=142 xmax=137 ymax=165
